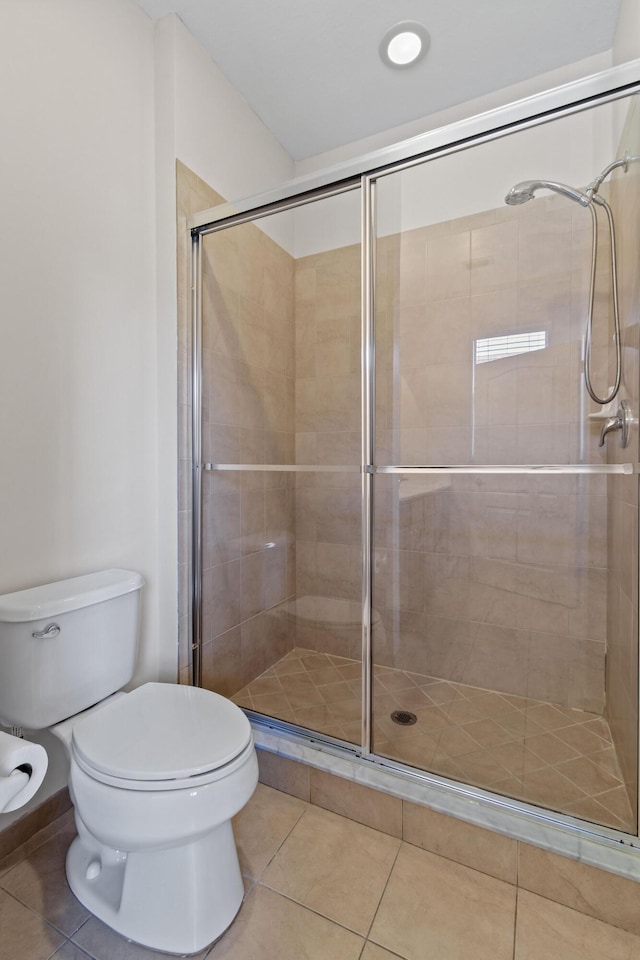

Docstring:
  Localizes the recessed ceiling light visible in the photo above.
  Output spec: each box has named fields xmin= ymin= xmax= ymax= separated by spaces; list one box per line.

xmin=380 ymin=22 xmax=430 ymax=69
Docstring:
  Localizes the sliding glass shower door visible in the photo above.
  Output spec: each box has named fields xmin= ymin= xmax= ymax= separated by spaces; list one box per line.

xmin=370 ymin=97 xmax=640 ymax=832
xmin=197 ymin=189 xmax=364 ymax=744
xmin=192 ymin=86 xmax=640 ymax=838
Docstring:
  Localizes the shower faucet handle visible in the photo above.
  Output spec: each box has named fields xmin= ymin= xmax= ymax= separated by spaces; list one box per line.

xmin=599 ymin=416 xmax=622 ymax=446
xmin=598 ymin=399 xmax=630 ymax=448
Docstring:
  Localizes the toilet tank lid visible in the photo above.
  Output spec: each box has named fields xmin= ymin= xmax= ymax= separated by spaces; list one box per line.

xmin=0 ymin=569 xmax=144 ymax=622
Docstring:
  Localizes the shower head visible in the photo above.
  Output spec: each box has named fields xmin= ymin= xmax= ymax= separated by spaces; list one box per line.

xmin=504 ymin=180 xmax=592 ymax=207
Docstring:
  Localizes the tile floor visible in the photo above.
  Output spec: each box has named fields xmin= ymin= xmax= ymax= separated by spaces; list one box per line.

xmin=2 ymin=783 xmax=640 ymax=959
xmin=233 ymin=648 xmax=635 ymax=833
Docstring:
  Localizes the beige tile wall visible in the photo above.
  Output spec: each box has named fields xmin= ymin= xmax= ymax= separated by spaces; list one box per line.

xmin=176 ymin=162 xmax=297 ymax=693
xmin=292 ymin=198 xmax=611 ymax=714
xmin=605 ymin=101 xmax=640 ymax=818
xmin=176 ymin=161 xmax=219 ymax=683
xmin=293 ymin=245 xmax=362 ymax=656
xmin=369 ymin=198 xmax=611 ymax=713
xmin=201 ymin=218 xmax=297 ymax=693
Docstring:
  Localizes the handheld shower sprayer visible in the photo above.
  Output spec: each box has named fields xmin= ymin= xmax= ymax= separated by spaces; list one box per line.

xmin=503 ymin=156 xmax=639 ymax=406
xmin=505 ymin=180 xmax=592 ymax=207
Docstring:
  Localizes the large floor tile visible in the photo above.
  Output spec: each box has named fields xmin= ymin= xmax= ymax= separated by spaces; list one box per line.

xmin=369 ymin=842 xmax=516 ymax=960
xmin=0 ymin=824 xmax=90 ymax=936
xmin=360 ymin=943 xmax=405 ymax=960
xmin=514 ymin=889 xmax=640 ymax=960
xmin=232 ymin=782 xmax=306 ymax=880
xmin=260 ymin=805 xmax=400 ymax=935
xmin=518 ymin=842 xmax=640 ymax=936
xmin=50 ymin=944 xmax=94 ymax=960
xmin=71 ymin=917 xmax=210 ymax=959
xmin=402 ymin=801 xmax=517 ymax=883
xmin=208 ymin=884 xmax=364 ymax=960
xmin=0 ymin=887 xmax=65 ymax=960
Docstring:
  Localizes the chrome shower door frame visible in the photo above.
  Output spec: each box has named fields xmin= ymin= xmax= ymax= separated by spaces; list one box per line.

xmin=190 ymin=61 xmax=640 ymax=855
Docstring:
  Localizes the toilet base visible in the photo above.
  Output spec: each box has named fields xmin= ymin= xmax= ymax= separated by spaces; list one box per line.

xmin=66 ymin=818 xmax=245 ymax=955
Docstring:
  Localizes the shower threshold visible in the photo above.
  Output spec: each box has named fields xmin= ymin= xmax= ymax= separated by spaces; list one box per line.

xmin=232 ymin=648 xmax=635 ymax=834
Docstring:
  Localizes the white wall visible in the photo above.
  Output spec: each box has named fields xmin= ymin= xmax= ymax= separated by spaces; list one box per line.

xmin=376 ymin=100 xmax=615 ymax=234
xmin=611 ymin=0 xmax=640 ymax=138
xmin=156 ymin=14 xmax=294 ymax=248
xmin=291 ymin=38 xmax=640 ymax=260
xmin=0 ymin=0 xmax=159 ymax=666
xmin=152 ymin=13 xmax=296 ymax=681
xmin=0 ymin=0 xmax=159 ymax=824
xmin=613 ymin=0 xmax=640 ymax=64
xmin=172 ymin=16 xmax=294 ymax=209
xmin=0 ymin=4 xmax=294 ymax=834
xmin=295 ymin=53 xmax=612 ymax=177
xmin=292 ymin=92 xmax=617 ymax=259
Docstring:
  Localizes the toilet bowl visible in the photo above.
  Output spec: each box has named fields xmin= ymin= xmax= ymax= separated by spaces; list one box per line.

xmin=0 ymin=570 xmax=258 ymax=956
xmin=59 ymin=683 xmax=258 ymax=955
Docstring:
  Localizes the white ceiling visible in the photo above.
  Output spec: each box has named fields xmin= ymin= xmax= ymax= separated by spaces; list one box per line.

xmin=137 ymin=0 xmax=622 ymax=160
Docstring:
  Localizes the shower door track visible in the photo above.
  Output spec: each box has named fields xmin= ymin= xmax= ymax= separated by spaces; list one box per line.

xmin=247 ymin=711 xmax=640 ymax=878
xmin=204 ymin=463 xmax=635 ymax=474
xmin=190 ymin=67 xmax=640 ymax=236
xmin=190 ymin=61 xmax=640 ymax=858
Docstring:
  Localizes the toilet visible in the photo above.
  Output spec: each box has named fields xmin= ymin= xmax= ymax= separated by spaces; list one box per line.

xmin=0 ymin=569 xmax=258 ymax=956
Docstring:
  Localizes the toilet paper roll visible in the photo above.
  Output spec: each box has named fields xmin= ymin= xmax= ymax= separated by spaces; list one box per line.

xmin=0 ymin=730 xmax=48 ymax=813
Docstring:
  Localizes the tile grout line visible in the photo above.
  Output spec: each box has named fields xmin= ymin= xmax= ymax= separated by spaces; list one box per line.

xmin=49 ymin=943 xmax=72 ymax=960
xmin=244 ymin=795 xmax=310 ymax=886
xmin=0 ymin=882 xmax=74 ymax=943
xmin=253 ymin=878 xmax=370 ymax=945
xmin=251 ymin=780 xmax=406 ymax=951
xmin=513 ymin=880 xmax=640 ymax=939
xmin=242 ymin=647 xmax=633 ymax=830
xmin=512 ymin=878 xmax=519 ymax=959
xmin=361 ymin=940 xmax=406 ymax=960
xmin=362 ymin=839 xmax=404 ymax=944
xmin=55 ymin=917 xmax=97 ymax=959
xmin=52 ymin=931 xmax=94 ymax=960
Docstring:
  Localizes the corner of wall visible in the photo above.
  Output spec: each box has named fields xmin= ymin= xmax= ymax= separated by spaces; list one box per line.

xmin=613 ymin=0 xmax=640 ymax=65
xmin=153 ymin=13 xmax=180 ymax=683
xmin=170 ymin=14 xmax=294 ymax=203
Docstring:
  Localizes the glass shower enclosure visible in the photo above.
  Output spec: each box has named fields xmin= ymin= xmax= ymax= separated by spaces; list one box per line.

xmin=187 ymin=80 xmax=640 ymax=839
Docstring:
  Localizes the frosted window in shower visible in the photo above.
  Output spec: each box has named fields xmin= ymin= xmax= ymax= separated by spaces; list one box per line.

xmin=474 ymin=330 xmax=547 ymax=364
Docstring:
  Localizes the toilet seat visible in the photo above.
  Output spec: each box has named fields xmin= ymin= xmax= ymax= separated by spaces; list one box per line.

xmin=71 ymin=682 xmax=252 ymax=790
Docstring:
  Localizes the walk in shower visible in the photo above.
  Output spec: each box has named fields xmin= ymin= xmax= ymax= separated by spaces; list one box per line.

xmin=181 ymin=79 xmax=640 ymax=842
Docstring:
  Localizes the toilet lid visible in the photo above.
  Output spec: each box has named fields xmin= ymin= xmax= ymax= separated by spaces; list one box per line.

xmin=71 ymin=683 xmax=252 ymax=782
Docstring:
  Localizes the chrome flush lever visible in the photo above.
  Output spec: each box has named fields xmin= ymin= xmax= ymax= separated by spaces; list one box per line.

xmin=32 ymin=623 xmax=61 ymax=639
xmin=599 ymin=399 xmax=631 ymax=447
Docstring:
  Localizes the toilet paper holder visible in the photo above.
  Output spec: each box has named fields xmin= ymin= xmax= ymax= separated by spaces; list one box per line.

xmin=0 ymin=730 xmax=48 ymax=813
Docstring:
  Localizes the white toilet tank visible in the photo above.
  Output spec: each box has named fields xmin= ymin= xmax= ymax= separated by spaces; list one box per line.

xmin=0 ymin=569 xmax=143 ymax=730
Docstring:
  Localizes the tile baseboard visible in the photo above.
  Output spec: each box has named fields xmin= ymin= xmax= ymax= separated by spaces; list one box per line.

xmin=0 ymin=788 xmax=72 ymax=865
